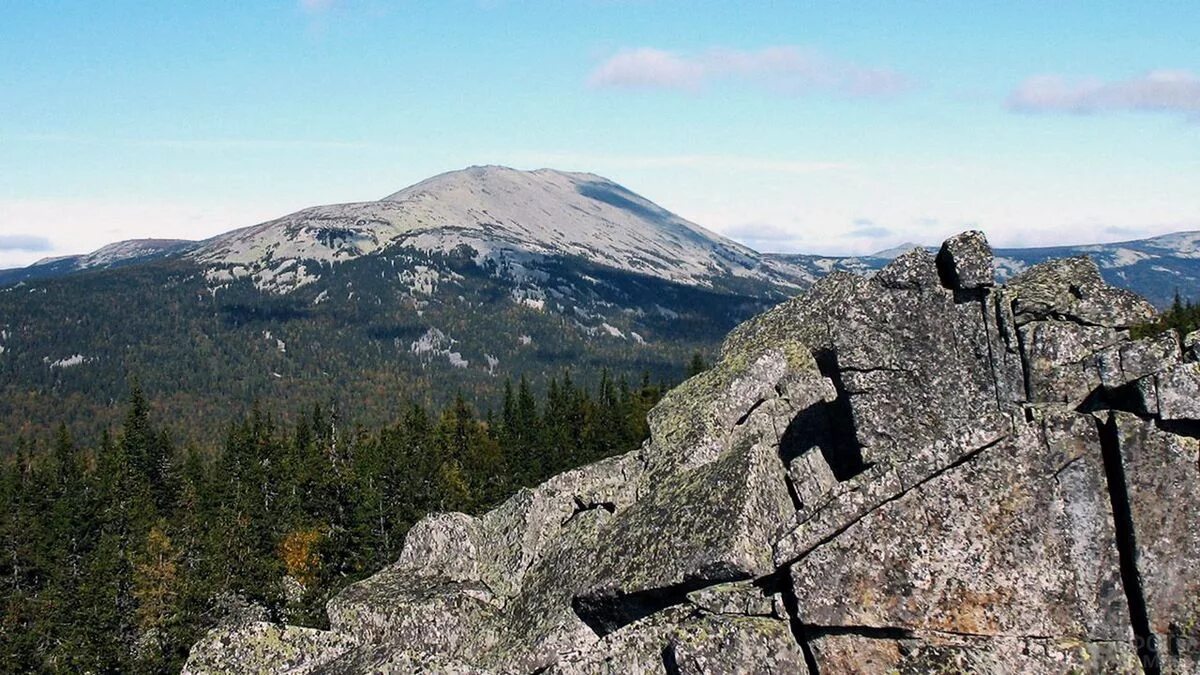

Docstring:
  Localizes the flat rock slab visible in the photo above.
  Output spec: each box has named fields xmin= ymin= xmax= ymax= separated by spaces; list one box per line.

xmin=182 ymin=622 xmax=356 ymax=675
xmin=789 ymin=410 xmax=1130 ymax=640
xmin=807 ymin=632 xmax=1144 ymax=674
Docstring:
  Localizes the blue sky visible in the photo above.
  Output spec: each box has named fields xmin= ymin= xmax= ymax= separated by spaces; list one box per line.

xmin=1 ymin=1 xmax=1198 ymax=267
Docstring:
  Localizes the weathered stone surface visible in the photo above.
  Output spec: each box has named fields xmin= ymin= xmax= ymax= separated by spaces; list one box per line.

xmin=936 ymin=229 xmax=994 ymax=289
xmin=325 ymin=570 xmax=503 ymax=658
xmin=183 ymin=622 xmax=355 ymax=675
xmin=185 ymin=232 xmax=1200 ymax=675
xmin=685 ymin=580 xmax=776 ymax=618
xmin=873 ymin=247 xmax=940 ymax=289
xmin=1108 ymin=412 xmax=1200 ymax=674
xmin=1020 ymin=320 xmax=1120 ymax=405
xmin=1095 ymin=331 xmax=1180 ymax=390
xmin=1155 ymin=361 xmax=1200 ymax=421
xmin=807 ymin=631 xmax=1144 ymax=674
xmin=1005 ymin=256 xmax=1156 ymax=328
xmin=1183 ymin=330 xmax=1200 ymax=361
xmin=574 ymin=432 xmax=795 ymax=634
xmin=545 ymin=606 xmax=693 ymax=675
xmin=393 ymin=512 xmax=481 ymax=583
xmin=666 ymin=615 xmax=808 ymax=674
xmin=788 ymin=410 xmax=1129 ymax=640
xmin=643 ymin=340 xmax=834 ymax=482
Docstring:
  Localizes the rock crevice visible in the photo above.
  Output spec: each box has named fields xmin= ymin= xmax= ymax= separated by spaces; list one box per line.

xmin=184 ymin=231 xmax=1199 ymax=675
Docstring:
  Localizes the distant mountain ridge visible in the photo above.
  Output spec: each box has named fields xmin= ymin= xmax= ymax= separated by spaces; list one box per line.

xmin=0 ymin=167 xmax=796 ymax=448
xmin=4 ymin=166 xmax=1198 ymax=305
xmin=765 ymin=231 xmax=1200 ymax=307
xmin=1 ymin=165 xmax=1197 ymax=447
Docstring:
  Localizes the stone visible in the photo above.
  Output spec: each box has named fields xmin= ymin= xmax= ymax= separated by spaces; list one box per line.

xmin=666 ymin=616 xmax=808 ymax=674
xmin=685 ymin=580 xmax=776 ymax=618
xmin=182 ymin=622 xmax=355 ymax=675
xmin=1155 ymin=362 xmax=1200 ymax=421
xmin=185 ymin=232 xmax=1199 ymax=675
xmin=393 ymin=512 xmax=480 ymax=583
xmin=1107 ymin=412 xmax=1200 ymax=674
xmin=787 ymin=410 xmax=1130 ymax=640
xmin=1183 ymin=330 xmax=1200 ymax=361
xmin=936 ymin=229 xmax=994 ymax=289
xmin=1020 ymin=320 xmax=1120 ymax=405
xmin=1005 ymin=256 xmax=1155 ymax=328
xmin=1094 ymin=331 xmax=1180 ymax=390
xmin=873 ymin=247 xmax=940 ymax=289
xmin=807 ymin=632 xmax=1144 ymax=674
xmin=573 ymin=434 xmax=795 ymax=635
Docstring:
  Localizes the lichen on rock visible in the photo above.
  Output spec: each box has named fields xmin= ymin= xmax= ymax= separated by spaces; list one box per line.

xmin=184 ymin=231 xmax=1200 ymax=674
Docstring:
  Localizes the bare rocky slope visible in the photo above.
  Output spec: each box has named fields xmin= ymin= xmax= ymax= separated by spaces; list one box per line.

xmin=184 ymin=232 xmax=1199 ymax=674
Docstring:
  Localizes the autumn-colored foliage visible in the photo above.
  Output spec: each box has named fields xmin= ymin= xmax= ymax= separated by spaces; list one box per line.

xmin=279 ymin=527 xmax=324 ymax=588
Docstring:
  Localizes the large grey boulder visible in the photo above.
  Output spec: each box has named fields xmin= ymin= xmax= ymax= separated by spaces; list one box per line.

xmin=1106 ymin=412 xmax=1200 ymax=674
xmin=936 ymin=229 xmax=994 ymax=289
xmin=787 ymin=409 xmax=1129 ymax=640
xmin=182 ymin=622 xmax=355 ymax=675
xmin=807 ymin=632 xmax=1144 ymax=674
xmin=185 ymin=231 xmax=1197 ymax=675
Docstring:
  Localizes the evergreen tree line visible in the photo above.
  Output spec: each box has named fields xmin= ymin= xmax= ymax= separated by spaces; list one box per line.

xmin=1131 ymin=292 xmax=1200 ymax=340
xmin=0 ymin=368 xmax=672 ymax=673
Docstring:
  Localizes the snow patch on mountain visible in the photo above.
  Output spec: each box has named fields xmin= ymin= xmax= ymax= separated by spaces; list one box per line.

xmin=410 ymin=327 xmax=469 ymax=369
xmin=32 ymin=239 xmax=193 ymax=272
xmin=45 ymin=354 xmax=90 ymax=368
xmin=190 ymin=166 xmax=789 ymax=295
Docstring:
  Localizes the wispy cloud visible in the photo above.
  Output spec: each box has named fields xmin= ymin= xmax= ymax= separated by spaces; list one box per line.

xmin=0 ymin=234 xmax=53 ymax=251
xmin=1007 ymin=70 xmax=1200 ymax=120
xmin=588 ymin=46 xmax=911 ymax=98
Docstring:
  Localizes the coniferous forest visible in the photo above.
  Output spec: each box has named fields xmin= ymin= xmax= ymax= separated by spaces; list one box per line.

xmin=0 ymin=368 xmax=676 ymax=673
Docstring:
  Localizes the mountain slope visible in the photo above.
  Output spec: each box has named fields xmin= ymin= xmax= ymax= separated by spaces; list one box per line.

xmin=0 ymin=238 xmax=193 ymax=285
xmin=0 ymin=168 xmax=792 ymax=449
xmin=2 ymin=165 xmax=1198 ymax=447
xmin=193 ymin=166 xmax=785 ymax=295
xmin=184 ymin=234 xmax=1200 ymax=674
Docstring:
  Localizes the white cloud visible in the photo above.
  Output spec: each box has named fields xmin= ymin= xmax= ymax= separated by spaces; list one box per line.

xmin=587 ymin=48 xmax=706 ymax=91
xmin=588 ymin=46 xmax=911 ymax=98
xmin=1008 ymin=70 xmax=1200 ymax=119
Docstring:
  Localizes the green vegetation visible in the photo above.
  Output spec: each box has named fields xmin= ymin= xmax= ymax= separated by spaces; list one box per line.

xmin=1131 ymin=292 xmax=1200 ymax=339
xmin=0 ymin=249 xmax=749 ymax=451
xmin=0 ymin=371 xmax=666 ymax=673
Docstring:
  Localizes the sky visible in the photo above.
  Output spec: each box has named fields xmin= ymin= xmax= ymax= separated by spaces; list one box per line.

xmin=1 ymin=1 xmax=1198 ymax=268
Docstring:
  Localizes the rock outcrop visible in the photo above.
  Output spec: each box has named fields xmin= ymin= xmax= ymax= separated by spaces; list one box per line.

xmin=184 ymin=232 xmax=1200 ymax=674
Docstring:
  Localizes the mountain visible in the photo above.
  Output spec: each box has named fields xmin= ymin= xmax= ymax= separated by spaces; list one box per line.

xmin=0 ymin=238 xmax=193 ymax=285
xmin=193 ymin=166 xmax=781 ymax=295
xmin=0 ymin=167 xmax=794 ymax=448
xmin=766 ymin=230 xmax=1200 ymax=307
xmin=184 ymin=233 xmax=1200 ymax=674
xmin=2 ymin=164 xmax=1198 ymax=447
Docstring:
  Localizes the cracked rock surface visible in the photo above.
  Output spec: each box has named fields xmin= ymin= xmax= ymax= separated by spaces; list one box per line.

xmin=184 ymin=231 xmax=1199 ymax=675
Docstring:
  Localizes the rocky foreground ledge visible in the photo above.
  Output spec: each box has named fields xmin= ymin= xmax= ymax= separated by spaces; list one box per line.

xmin=184 ymin=232 xmax=1200 ymax=674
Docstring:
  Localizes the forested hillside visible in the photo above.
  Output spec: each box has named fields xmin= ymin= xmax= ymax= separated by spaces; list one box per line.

xmin=0 ymin=246 xmax=752 ymax=452
xmin=0 ymin=370 xmax=672 ymax=673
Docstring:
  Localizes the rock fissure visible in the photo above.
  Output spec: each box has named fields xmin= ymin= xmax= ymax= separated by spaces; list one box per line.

xmin=779 ymin=433 xmax=1006 ymax=568
xmin=1096 ymin=412 xmax=1162 ymax=675
xmin=561 ymin=496 xmax=616 ymax=527
xmin=570 ymin=572 xmax=748 ymax=639
xmin=185 ymin=232 xmax=1196 ymax=675
xmin=773 ymin=570 xmax=821 ymax=675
